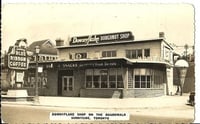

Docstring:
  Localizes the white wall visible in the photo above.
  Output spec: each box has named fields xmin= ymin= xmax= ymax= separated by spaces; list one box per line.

xmin=58 ymin=41 xmax=162 ymax=61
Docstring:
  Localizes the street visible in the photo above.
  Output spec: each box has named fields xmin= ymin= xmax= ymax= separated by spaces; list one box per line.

xmin=2 ymin=104 xmax=194 ymax=124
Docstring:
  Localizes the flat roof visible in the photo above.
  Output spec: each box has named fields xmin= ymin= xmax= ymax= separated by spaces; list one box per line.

xmin=56 ymin=38 xmax=173 ymax=49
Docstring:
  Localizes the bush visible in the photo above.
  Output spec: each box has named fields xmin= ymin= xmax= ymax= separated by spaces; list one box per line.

xmin=1 ymin=80 xmax=11 ymax=91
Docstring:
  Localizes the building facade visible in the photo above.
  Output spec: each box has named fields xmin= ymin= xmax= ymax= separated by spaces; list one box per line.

xmin=25 ymin=31 xmax=175 ymax=98
xmin=27 ymin=39 xmax=58 ymax=62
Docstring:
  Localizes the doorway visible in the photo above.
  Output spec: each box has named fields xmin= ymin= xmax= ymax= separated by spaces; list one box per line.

xmin=62 ymin=76 xmax=74 ymax=96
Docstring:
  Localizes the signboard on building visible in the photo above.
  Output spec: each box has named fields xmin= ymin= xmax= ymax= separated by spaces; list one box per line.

xmin=70 ymin=31 xmax=134 ymax=45
xmin=16 ymin=72 xmax=24 ymax=82
xmin=8 ymin=46 xmax=28 ymax=70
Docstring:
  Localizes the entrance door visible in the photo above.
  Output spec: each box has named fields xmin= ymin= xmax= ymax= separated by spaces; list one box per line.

xmin=62 ymin=76 xmax=74 ymax=96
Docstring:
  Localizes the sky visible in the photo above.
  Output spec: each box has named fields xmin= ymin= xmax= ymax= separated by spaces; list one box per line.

xmin=2 ymin=3 xmax=194 ymax=54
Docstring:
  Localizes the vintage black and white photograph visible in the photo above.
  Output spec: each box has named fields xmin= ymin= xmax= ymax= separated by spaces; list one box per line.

xmin=1 ymin=2 xmax=197 ymax=124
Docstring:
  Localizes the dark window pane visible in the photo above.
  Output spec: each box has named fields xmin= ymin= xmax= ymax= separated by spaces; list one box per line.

xmin=93 ymin=76 xmax=100 ymax=88
xmin=141 ymin=82 xmax=146 ymax=88
xmin=112 ymin=51 xmax=117 ymax=57
xmin=135 ymin=81 xmax=140 ymax=88
xmin=110 ymin=81 xmax=116 ymax=88
xmin=69 ymin=54 xmax=72 ymax=59
xmin=69 ymin=78 xmax=73 ymax=84
xmin=132 ymin=50 xmax=137 ymax=59
xmin=86 ymin=76 xmax=92 ymax=88
xmin=64 ymin=82 xmax=67 ymax=90
xmin=144 ymin=49 xmax=150 ymax=57
xmin=101 ymin=75 xmax=108 ymax=88
xmin=69 ymin=87 xmax=73 ymax=90
xmin=102 ymin=51 xmax=107 ymax=57
xmin=117 ymin=75 xmax=123 ymax=88
xmin=86 ymin=76 xmax=92 ymax=81
xmin=147 ymin=81 xmax=150 ymax=88
xmin=138 ymin=49 xmax=142 ymax=58
xmin=135 ymin=76 xmax=140 ymax=88
xmin=109 ymin=75 xmax=116 ymax=88
xmin=109 ymin=75 xmax=116 ymax=81
xmin=107 ymin=51 xmax=111 ymax=57
xmin=126 ymin=50 xmax=131 ymax=58
xmin=141 ymin=76 xmax=146 ymax=81
xmin=135 ymin=76 xmax=140 ymax=81
xmin=147 ymin=76 xmax=151 ymax=81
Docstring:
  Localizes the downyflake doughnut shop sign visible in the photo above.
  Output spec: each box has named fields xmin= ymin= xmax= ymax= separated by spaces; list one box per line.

xmin=8 ymin=47 xmax=28 ymax=70
xmin=70 ymin=31 xmax=134 ymax=45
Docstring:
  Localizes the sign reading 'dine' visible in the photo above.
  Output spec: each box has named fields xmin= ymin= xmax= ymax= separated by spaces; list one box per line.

xmin=70 ymin=31 xmax=134 ymax=45
xmin=8 ymin=47 xmax=28 ymax=70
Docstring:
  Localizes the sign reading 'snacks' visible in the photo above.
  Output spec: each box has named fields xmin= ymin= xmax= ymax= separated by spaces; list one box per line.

xmin=8 ymin=47 xmax=28 ymax=70
xmin=70 ymin=31 xmax=134 ymax=45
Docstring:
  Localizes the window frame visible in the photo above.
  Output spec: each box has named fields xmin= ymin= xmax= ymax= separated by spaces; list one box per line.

xmin=85 ymin=68 xmax=124 ymax=89
xmin=144 ymin=48 xmax=150 ymax=57
xmin=126 ymin=49 xmax=143 ymax=59
xmin=133 ymin=68 xmax=163 ymax=89
xmin=101 ymin=50 xmax=117 ymax=58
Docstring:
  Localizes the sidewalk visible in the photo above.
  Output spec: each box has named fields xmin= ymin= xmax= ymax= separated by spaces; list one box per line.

xmin=2 ymin=94 xmax=191 ymax=109
xmin=2 ymin=94 xmax=195 ymax=119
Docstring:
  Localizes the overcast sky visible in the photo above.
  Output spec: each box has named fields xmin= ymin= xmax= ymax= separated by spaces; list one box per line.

xmin=2 ymin=3 xmax=194 ymax=54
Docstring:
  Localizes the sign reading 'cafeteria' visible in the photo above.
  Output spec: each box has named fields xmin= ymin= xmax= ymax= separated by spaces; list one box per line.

xmin=70 ymin=31 xmax=134 ymax=45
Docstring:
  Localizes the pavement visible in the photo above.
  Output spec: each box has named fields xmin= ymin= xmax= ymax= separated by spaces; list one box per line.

xmin=1 ymin=93 xmax=195 ymax=120
xmin=1 ymin=93 xmax=192 ymax=108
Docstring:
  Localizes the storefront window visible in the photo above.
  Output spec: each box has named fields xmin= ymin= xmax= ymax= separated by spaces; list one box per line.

xmin=25 ymin=70 xmax=48 ymax=88
xmin=133 ymin=68 xmax=163 ymax=88
xmin=85 ymin=68 xmax=123 ymax=89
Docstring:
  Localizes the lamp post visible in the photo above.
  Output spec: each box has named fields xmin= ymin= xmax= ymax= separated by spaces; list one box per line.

xmin=175 ymin=59 xmax=189 ymax=96
xmin=35 ymin=46 xmax=40 ymax=103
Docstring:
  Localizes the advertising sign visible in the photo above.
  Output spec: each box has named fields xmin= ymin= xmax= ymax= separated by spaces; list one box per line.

xmin=8 ymin=46 xmax=28 ymax=70
xmin=16 ymin=72 xmax=24 ymax=82
xmin=70 ymin=31 xmax=134 ymax=45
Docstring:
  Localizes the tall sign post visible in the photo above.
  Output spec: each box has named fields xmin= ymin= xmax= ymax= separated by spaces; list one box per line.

xmin=175 ymin=59 xmax=189 ymax=96
xmin=7 ymin=38 xmax=28 ymax=88
xmin=34 ymin=46 xmax=40 ymax=104
xmin=6 ymin=39 xmax=30 ymax=101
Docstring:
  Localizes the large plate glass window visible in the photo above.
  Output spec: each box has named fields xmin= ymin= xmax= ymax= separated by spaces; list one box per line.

xmin=133 ymin=68 xmax=164 ymax=88
xmin=85 ymin=68 xmax=123 ymax=89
